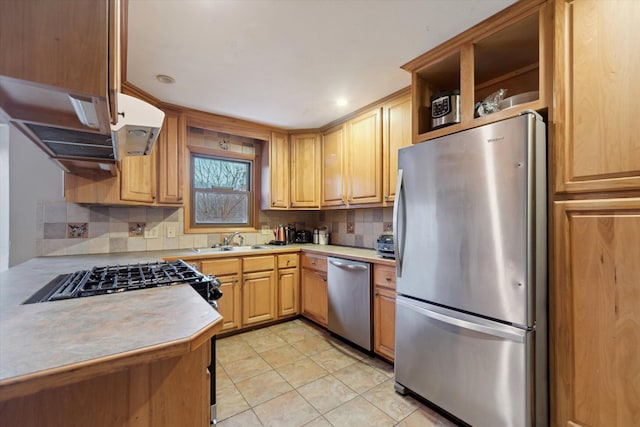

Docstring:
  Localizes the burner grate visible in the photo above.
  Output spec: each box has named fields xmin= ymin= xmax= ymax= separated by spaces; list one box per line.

xmin=24 ymin=260 xmax=221 ymax=303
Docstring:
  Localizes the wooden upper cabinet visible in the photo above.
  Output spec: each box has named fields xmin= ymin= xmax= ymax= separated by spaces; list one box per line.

xmin=0 ymin=0 xmax=108 ymax=95
xmin=157 ymin=110 xmax=183 ymax=204
xmin=0 ymin=0 xmax=119 ymax=133
xmin=290 ymin=133 xmax=321 ymax=208
xmin=382 ymin=93 xmax=411 ymax=204
xmin=321 ymin=124 xmax=347 ymax=207
xmin=403 ymin=0 xmax=551 ymax=143
xmin=554 ymin=0 xmax=640 ymax=194
xmin=347 ymin=108 xmax=383 ymax=205
xmin=120 ymin=148 xmax=157 ymax=203
xmin=262 ymin=132 xmax=290 ymax=209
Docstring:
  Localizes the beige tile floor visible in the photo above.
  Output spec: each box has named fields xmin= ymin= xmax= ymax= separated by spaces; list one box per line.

xmin=215 ymin=318 xmax=458 ymax=427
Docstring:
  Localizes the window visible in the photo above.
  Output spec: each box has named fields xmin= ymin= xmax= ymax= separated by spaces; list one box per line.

xmin=190 ymin=154 xmax=254 ymax=227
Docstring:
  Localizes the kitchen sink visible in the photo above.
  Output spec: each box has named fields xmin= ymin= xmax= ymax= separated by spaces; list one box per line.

xmin=191 ymin=245 xmax=272 ymax=254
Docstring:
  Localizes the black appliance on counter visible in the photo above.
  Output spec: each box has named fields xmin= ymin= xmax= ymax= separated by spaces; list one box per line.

xmin=22 ymin=259 xmax=223 ymax=425
xmin=296 ymin=230 xmax=312 ymax=243
xmin=376 ymin=234 xmax=395 ymax=259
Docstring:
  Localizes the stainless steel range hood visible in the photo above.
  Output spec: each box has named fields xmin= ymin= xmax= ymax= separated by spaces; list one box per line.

xmin=0 ymin=76 xmax=165 ymax=175
xmin=26 ymin=93 xmax=165 ymax=160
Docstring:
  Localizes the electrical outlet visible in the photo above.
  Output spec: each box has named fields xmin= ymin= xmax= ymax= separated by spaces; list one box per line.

xmin=166 ymin=225 xmax=176 ymax=238
xmin=346 ymin=222 xmax=355 ymax=234
xmin=144 ymin=228 xmax=158 ymax=239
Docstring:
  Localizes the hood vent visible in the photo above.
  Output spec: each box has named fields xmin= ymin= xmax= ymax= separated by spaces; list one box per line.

xmin=111 ymin=93 xmax=165 ymax=156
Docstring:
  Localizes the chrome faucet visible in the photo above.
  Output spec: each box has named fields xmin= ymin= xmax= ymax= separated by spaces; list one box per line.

xmin=223 ymin=232 xmax=244 ymax=247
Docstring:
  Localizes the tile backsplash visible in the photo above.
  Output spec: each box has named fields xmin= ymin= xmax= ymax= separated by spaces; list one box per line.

xmin=36 ymin=201 xmax=393 ymax=257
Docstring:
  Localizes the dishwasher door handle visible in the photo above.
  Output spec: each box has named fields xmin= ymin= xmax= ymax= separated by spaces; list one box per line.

xmin=328 ymin=260 xmax=367 ymax=271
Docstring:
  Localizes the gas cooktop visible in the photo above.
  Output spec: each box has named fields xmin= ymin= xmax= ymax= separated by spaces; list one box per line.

xmin=23 ymin=260 xmax=222 ymax=304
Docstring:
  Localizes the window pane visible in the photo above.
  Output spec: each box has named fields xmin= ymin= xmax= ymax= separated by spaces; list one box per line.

xmin=193 ymin=157 xmax=249 ymax=191
xmin=195 ymin=191 xmax=249 ymax=224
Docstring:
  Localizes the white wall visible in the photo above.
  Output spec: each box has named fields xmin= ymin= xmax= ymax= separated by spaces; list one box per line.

xmin=6 ymin=120 xmax=64 ymax=266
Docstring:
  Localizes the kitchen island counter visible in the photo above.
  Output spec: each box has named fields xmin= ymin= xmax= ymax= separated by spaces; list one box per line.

xmin=0 ymin=252 xmax=222 ymax=406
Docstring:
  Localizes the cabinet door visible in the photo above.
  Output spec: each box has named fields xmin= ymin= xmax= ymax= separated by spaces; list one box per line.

xmin=157 ymin=111 xmax=183 ymax=204
xmin=242 ymin=270 xmax=277 ymax=326
xmin=216 ymin=274 xmax=242 ymax=332
xmin=0 ymin=0 xmax=108 ymax=97
xmin=373 ymin=285 xmax=396 ymax=362
xmin=267 ymin=132 xmax=290 ymax=209
xmin=555 ymin=0 xmax=640 ymax=193
xmin=383 ymin=93 xmax=411 ymax=204
xmin=301 ymin=268 xmax=328 ymax=326
xmin=278 ymin=267 xmax=299 ymax=317
xmin=120 ymin=147 xmax=157 ymax=203
xmin=290 ymin=133 xmax=321 ymax=208
xmin=347 ymin=108 xmax=382 ymax=205
xmin=321 ymin=124 xmax=347 ymax=207
xmin=553 ymin=199 xmax=640 ymax=427
xmin=200 ymin=258 xmax=242 ymax=332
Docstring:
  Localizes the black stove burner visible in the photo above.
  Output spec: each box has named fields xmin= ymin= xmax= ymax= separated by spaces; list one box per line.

xmin=24 ymin=260 xmax=222 ymax=304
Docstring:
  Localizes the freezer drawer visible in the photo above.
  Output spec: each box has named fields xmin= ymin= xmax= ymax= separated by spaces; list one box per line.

xmin=394 ymin=296 xmax=539 ymax=427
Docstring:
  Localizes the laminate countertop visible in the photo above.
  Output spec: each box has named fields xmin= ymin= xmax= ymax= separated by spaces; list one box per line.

xmin=0 ymin=245 xmax=392 ymax=401
xmin=163 ymin=243 xmax=396 ymax=267
xmin=0 ymin=252 xmax=223 ymax=401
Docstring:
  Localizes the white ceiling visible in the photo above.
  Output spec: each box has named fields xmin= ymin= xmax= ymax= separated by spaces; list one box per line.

xmin=126 ymin=0 xmax=516 ymax=130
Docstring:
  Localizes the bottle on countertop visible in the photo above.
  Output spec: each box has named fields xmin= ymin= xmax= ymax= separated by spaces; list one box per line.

xmin=313 ymin=228 xmax=319 ymax=244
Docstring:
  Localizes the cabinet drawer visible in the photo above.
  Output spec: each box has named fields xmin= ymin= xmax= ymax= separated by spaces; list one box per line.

xmin=244 ymin=255 xmax=275 ymax=273
xmin=374 ymin=263 xmax=396 ymax=289
xmin=301 ymin=253 xmax=327 ymax=272
xmin=278 ymin=253 xmax=298 ymax=269
xmin=200 ymin=258 xmax=241 ymax=276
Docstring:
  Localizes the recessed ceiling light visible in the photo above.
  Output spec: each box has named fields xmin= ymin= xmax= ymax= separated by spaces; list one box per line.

xmin=336 ymin=98 xmax=348 ymax=107
xmin=156 ymin=74 xmax=175 ymax=84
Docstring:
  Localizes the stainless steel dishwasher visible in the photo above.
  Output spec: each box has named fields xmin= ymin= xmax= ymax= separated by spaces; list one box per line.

xmin=327 ymin=257 xmax=372 ymax=350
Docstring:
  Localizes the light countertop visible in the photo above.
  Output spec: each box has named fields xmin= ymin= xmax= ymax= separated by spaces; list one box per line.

xmin=0 ymin=245 xmax=393 ymax=400
xmin=0 ymin=252 xmax=222 ymax=401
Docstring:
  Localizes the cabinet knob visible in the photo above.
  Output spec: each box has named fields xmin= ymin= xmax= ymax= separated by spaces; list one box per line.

xmin=287 ymin=260 xmax=291 ymax=266
xmin=385 ymin=276 xmax=391 ymax=282
xmin=272 ymin=201 xmax=276 ymax=206
xmin=311 ymin=260 xmax=316 ymax=265
xmin=374 ymin=291 xmax=379 ymax=296
xmin=178 ymin=196 xmax=183 ymax=201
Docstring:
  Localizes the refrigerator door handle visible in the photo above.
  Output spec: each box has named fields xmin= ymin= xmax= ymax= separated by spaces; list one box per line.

xmin=397 ymin=298 xmax=526 ymax=343
xmin=393 ymin=168 xmax=405 ymax=277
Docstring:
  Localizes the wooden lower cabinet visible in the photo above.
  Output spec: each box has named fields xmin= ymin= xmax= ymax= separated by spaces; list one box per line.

xmin=300 ymin=253 xmax=328 ymax=326
xmin=242 ymin=255 xmax=277 ymax=327
xmin=0 ymin=343 xmax=211 ymax=427
xmin=242 ymin=270 xmax=277 ymax=326
xmin=200 ymin=258 xmax=242 ymax=332
xmin=373 ymin=264 xmax=396 ymax=361
xmin=277 ymin=254 xmax=300 ymax=317
xmin=278 ymin=268 xmax=299 ymax=317
xmin=552 ymin=199 xmax=640 ymax=427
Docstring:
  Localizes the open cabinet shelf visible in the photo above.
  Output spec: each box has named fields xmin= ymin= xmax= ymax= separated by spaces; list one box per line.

xmin=404 ymin=0 xmax=551 ymax=143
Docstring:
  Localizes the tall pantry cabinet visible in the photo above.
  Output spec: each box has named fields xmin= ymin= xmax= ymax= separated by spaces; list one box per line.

xmin=551 ymin=1 xmax=640 ymax=426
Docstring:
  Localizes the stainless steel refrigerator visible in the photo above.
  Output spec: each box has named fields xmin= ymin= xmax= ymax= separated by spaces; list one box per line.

xmin=393 ymin=112 xmax=548 ymax=427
